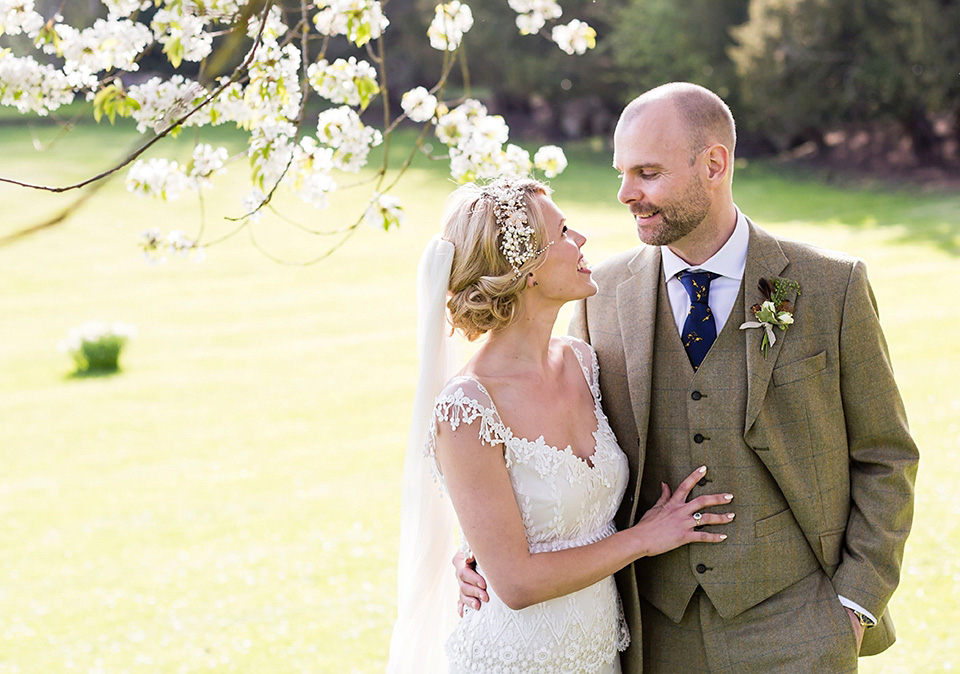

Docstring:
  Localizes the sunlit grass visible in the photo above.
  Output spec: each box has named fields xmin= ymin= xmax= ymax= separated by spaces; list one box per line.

xmin=1 ymin=123 xmax=957 ymax=672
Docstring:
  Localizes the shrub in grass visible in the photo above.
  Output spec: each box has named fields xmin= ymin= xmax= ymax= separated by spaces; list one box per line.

xmin=59 ymin=321 xmax=137 ymax=374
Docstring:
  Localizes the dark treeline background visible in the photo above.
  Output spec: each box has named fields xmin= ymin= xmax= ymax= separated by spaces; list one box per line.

xmin=382 ymin=0 xmax=960 ymax=168
xmin=17 ymin=0 xmax=960 ymax=168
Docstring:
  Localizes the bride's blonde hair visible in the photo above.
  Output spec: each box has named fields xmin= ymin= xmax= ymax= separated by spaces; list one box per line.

xmin=442 ymin=177 xmax=552 ymax=341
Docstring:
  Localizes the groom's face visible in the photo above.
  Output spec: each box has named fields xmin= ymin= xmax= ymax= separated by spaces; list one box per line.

xmin=613 ymin=102 xmax=711 ymax=247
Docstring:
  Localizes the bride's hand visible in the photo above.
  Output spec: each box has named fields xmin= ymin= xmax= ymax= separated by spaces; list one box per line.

xmin=453 ymin=551 xmax=488 ymax=615
xmin=630 ymin=466 xmax=734 ymax=558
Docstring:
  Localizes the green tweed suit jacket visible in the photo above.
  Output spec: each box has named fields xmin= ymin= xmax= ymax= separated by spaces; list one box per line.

xmin=569 ymin=220 xmax=918 ymax=664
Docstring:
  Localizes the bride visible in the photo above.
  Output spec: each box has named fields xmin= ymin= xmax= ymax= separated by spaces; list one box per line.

xmin=388 ymin=176 xmax=734 ymax=673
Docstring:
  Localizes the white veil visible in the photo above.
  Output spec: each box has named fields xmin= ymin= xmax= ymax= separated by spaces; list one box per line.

xmin=386 ymin=235 xmax=459 ymax=673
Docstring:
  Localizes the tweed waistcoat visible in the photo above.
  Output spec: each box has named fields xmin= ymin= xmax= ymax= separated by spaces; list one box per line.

xmin=633 ymin=272 xmax=819 ymax=622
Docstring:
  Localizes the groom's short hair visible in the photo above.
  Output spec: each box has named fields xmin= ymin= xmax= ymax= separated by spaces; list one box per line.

xmin=620 ymin=82 xmax=736 ymax=162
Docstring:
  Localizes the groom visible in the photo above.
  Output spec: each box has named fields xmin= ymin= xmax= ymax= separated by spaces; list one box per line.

xmin=460 ymin=83 xmax=918 ymax=672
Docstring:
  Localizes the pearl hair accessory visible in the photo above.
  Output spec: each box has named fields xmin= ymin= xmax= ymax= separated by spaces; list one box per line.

xmin=481 ymin=178 xmax=554 ymax=278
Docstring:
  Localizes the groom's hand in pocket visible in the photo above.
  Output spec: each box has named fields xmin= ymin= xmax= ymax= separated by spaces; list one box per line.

xmin=454 ymin=551 xmax=488 ymax=615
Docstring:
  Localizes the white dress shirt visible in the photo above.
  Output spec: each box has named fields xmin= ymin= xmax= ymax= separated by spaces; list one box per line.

xmin=659 ymin=206 xmax=877 ymax=626
xmin=661 ymin=208 xmax=748 ymax=334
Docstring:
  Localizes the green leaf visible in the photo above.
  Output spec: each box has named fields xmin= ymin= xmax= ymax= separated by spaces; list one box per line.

xmin=92 ymin=84 xmax=140 ymax=125
xmin=163 ymin=37 xmax=184 ymax=68
xmin=33 ymin=23 xmax=61 ymax=53
xmin=356 ymin=78 xmax=380 ymax=111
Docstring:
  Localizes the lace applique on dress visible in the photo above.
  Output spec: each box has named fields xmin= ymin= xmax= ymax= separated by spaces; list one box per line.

xmin=427 ymin=338 xmax=631 ymax=673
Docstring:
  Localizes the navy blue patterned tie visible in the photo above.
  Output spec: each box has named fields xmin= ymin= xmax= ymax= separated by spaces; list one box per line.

xmin=677 ymin=270 xmax=719 ymax=371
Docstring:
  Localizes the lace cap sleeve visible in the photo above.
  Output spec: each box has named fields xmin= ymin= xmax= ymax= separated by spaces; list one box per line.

xmin=562 ymin=336 xmax=601 ymax=399
xmin=425 ymin=377 xmax=509 ymax=462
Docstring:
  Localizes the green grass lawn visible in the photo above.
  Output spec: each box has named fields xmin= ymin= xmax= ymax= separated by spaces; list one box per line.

xmin=1 ymin=122 xmax=958 ymax=673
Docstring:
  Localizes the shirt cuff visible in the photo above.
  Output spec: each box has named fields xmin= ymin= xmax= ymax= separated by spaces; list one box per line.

xmin=838 ymin=595 xmax=877 ymax=625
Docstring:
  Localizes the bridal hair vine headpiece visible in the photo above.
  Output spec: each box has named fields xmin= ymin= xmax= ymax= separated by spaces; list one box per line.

xmin=481 ymin=179 xmax=554 ymax=278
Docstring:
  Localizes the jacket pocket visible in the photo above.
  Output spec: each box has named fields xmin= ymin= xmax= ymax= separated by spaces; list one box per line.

xmin=772 ymin=350 xmax=827 ymax=387
xmin=755 ymin=508 xmax=794 ymax=538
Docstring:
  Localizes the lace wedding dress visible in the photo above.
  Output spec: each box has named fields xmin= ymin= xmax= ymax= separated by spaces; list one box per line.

xmin=426 ymin=337 xmax=630 ymax=674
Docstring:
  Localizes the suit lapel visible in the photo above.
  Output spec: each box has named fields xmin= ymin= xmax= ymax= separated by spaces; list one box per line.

xmin=619 ymin=246 xmax=661 ymax=452
xmin=743 ymin=221 xmax=792 ymax=433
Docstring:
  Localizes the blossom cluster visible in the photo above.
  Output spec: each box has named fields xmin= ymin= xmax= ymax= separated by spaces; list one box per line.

xmin=434 ymin=99 xmax=566 ymax=183
xmin=364 ymin=192 xmax=405 ymax=231
xmin=508 ymin=0 xmax=562 ymax=35
xmin=428 ymin=1 xmax=474 ymax=51
xmin=139 ymin=227 xmax=206 ymax=264
xmin=1 ymin=1 xmax=593 ymax=257
xmin=126 ymin=144 xmax=228 ymax=200
xmin=308 ymin=57 xmax=380 ymax=109
xmin=313 ymin=0 xmax=389 ymax=47
xmin=551 ymin=19 xmax=597 ymax=55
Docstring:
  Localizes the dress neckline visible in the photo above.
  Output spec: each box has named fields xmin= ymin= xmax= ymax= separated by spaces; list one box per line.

xmin=452 ymin=341 xmax=602 ymax=469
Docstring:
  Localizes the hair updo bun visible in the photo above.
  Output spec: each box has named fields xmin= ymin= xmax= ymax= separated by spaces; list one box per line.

xmin=441 ymin=177 xmax=552 ymax=341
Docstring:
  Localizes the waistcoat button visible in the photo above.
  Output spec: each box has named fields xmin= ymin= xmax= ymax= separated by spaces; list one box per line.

xmin=698 ymin=477 xmax=708 ymax=487
xmin=691 ymin=391 xmax=702 ymax=401
xmin=696 ymin=563 xmax=707 ymax=573
xmin=694 ymin=433 xmax=705 ymax=443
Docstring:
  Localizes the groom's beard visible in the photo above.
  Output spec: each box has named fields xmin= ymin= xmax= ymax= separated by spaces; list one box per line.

xmin=631 ymin=176 xmax=711 ymax=247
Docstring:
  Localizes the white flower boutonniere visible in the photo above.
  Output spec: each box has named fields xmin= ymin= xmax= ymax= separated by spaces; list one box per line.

xmin=739 ymin=277 xmax=800 ymax=357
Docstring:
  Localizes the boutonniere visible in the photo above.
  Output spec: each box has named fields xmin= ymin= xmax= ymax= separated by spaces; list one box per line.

xmin=739 ymin=277 xmax=801 ymax=357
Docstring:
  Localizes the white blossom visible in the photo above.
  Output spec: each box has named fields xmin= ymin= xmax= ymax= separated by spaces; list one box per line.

xmin=364 ymin=192 xmax=405 ymax=230
xmin=127 ymin=75 xmax=209 ymax=133
xmin=508 ymin=0 xmax=562 ymax=14
xmin=312 ymin=0 xmax=389 ymax=47
xmin=434 ymin=99 xmax=521 ymax=182
xmin=290 ymin=138 xmax=337 ymax=208
xmin=0 ymin=1 xmax=586 ymax=258
xmin=316 ymin=106 xmax=383 ymax=173
xmin=102 ymin=0 xmax=152 ymax=20
xmin=46 ymin=18 xmax=153 ymax=87
xmin=434 ymin=98 xmax=487 ymax=146
xmin=189 ymin=144 xmax=229 ymax=189
xmin=244 ymin=41 xmax=302 ymax=122
xmin=139 ymin=227 xmax=203 ymax=263
xmin=249 ymin=120 xmax=298 ymax=188
xmin=427 ymin=1 xmax=473 ymax=51
xmin=551 ymin=18 xmax=596 ymax=55
xmin=508 ymin=0 xmax=561 ymax=35
xmin=126 ymin=158 xmax=191 ymax=200
xmin=0 ymin=52 xmax=75 ymax=115
xmin=242 ymin=187 xmax=267 ymax=223
xmin=400 ymin=86 xmax=438 ymax=123
xmin=0 ymin=0 xmax=44 ymax=37
xmin=152 ymin=8 xmax=214 ymax=63
xmin=308 ymin=57 xmax=379 ymax=108
xmin=247 ymin=4 xmax=288 ymax=40
xmin=502 ymin=143 xmax=532 ymax=175
xmin=534 ymin=145 xmax=568 ymax=177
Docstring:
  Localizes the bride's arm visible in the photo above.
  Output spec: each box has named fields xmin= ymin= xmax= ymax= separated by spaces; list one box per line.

xmin=436 ymin=422 xmax=733 ymax=611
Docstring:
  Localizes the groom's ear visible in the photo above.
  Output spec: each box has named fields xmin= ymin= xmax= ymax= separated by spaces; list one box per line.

xmin=702 ymin=144 xmax=730 ymax=184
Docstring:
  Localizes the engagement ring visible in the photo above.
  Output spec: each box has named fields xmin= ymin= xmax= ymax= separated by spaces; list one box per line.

xmin=692 ymin=512 xmax=703 ymax=525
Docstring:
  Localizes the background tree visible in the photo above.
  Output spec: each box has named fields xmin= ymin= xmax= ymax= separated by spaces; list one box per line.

xmin=731 ymin=0 xmax=960 ymax=162
xmin=603 ymin=0 xmax=749 ymax=113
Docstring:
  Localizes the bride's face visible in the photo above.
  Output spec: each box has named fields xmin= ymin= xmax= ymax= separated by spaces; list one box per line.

xmin=529 ymin=197 xmax=597 ymax=302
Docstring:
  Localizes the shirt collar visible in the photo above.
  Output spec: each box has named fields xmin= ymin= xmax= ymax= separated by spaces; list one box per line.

xmin=661 ymin=207 xmax=748 ymax=281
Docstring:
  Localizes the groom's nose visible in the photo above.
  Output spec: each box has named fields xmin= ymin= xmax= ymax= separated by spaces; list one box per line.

xmin=618 ymin=175 xmax=640 ymax=205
